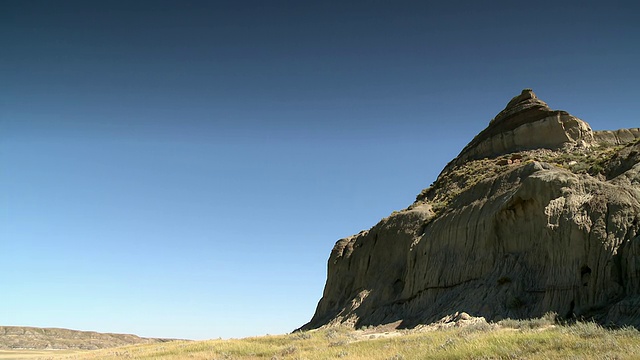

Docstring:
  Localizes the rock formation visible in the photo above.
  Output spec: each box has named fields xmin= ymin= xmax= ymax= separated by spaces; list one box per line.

xmin=453 ymin=89 xmax=594 ymax=166
xmin=300 ymin=89 xmax=640 ymax=331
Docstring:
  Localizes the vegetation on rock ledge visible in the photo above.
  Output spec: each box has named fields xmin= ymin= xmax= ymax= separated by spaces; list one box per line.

xmin=414 ymin=139 xmax=638 ymax=216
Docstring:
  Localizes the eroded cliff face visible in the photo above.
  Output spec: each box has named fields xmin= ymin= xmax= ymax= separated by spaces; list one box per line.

xmin=301 ymin=90 xmax=640 ymax=331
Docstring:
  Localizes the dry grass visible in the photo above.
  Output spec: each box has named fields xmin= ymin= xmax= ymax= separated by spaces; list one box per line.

xmin=34 ymin=321 xmax=640 ymax=360
xmin=0 ymin=349 xmax=82 ymax=359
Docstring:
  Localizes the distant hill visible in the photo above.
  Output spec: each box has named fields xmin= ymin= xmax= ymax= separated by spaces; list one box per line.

xmin=0 ymin=326 xmax=178 ymax=350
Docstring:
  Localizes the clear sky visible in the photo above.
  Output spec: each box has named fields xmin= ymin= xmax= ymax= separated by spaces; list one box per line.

xmin=1 ymin=1 xmax=638 ymax=340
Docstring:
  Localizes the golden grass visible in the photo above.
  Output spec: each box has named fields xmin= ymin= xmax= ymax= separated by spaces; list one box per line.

xmin=34 ymin=321 xmax=640 ymax=360
xmin=0 ymin=349 xmax=82 ymax=360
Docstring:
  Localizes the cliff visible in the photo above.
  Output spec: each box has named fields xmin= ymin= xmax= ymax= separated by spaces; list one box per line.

xmin=300 ymin=89 xmax=640 ymax=331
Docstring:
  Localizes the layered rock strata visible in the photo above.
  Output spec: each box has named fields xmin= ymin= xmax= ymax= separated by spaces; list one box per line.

xmin=453 ymin=89 xmax=595 ymax=166
xmin=300 ymin=90 xmax=640 ymax=331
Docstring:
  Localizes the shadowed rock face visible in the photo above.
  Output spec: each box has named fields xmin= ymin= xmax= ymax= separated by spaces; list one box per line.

xmin=300 ymin=90 xmax=640 ymax=331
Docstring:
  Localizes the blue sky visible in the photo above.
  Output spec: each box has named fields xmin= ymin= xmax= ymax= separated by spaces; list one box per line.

xmin=1 ymin=1 xmax=639 ymax=340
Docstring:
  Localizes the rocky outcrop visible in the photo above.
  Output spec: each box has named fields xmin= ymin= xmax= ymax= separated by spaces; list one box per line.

xmin=300 ymin=90 xmax=640 ymax=331
xmin=453 ymin=89 xmax=595 ymax=166
xmin=595 ymin=128 xmax=640 ymax=146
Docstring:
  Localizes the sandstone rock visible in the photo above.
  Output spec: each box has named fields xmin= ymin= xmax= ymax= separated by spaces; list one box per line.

xmin=416 ymin=312 xmax=491 ymax=332
xmin=300 ymin=90 xmax=640 ymax=332
xmin=594 ymin=128 xmax=640 ymax=146
xmin=452 ymin=89 xmax=594 ymax=165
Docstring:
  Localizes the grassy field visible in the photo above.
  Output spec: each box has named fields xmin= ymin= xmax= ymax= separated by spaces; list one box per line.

xmin=0 ymin=350 xmax=82 ymax=360
xmin=31 ymin=319 xmax=640 ymax=360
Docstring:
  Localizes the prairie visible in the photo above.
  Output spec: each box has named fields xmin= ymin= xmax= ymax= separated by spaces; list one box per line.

xmin=35 ymin=319 xmax=640 ymax=360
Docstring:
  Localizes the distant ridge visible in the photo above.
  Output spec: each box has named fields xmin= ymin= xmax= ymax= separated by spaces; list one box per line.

xmin=0 ymin=326 xmax=179 ymax=350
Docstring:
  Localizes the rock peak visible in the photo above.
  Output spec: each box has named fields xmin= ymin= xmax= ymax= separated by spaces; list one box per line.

xmin=490 ymin=88 xmax=552 ymax=127
xmin=454 ymin=89 xmax=592 ymax=163
xmin=505 ymin=88 xmax=537 ymax=108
